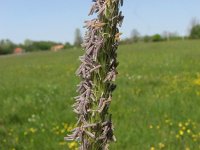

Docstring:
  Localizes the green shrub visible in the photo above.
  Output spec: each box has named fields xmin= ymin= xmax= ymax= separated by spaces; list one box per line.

xmin=152 ymin=34 xmax=163 ymax=42
xmin=190 ymin=24 xmax=200 ymax=39
xmin=23 ymin=41 xmax=59 ymax=52
xmin=0 ymin=39 xmax=15 ymax=55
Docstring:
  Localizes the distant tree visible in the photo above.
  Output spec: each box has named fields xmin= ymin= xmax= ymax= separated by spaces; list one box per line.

xmin=23 ymin=39 xmax=35 ymax=52
xmin=34 ymin=41 xmax=56 ymax=51
xmin=152 ymin=34 xmax=163 ymax=42
xmin=0 ymin=39 xmax=16 ymax=55
xmin=188 ymin=18 xmax=200 ymax=39
xmin=64 ymin=42 xmax=72 ymax=49
xmin=143 ymin=35 xmax=151 ymax=43
xmin=74 ymin=28 xmax=83 ymax=47
xmin=131 ymin=29 xmax=140 ymax=43
xmin=190 ymin=24 xmax=200 ymax=39
xmin=162 ymin=31 xmax=181 ymax=41
xmin=24 ymin=39 xmax=33 ymax=47
xmin=23 ymin=40 xmax=60 ymax=52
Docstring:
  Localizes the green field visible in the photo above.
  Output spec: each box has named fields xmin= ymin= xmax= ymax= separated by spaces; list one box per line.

xmin=0 ymin=40 xmax=200 ymax=150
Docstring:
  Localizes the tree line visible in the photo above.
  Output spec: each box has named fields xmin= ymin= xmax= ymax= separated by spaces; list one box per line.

xmin=121 ymin=22 xmax=200 ymax=44
xmin=120 ymin=21 xmax=200 ymax=44
xmin=0 ymin=39 xmax=73 ymax=55
xmin=1 ymin=22 xmax=200 ymax=55
xmin=0 ymin=28 xmax=82 ymax=55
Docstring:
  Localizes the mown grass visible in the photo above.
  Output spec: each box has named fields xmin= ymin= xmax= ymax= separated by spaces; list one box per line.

xmin=0 ymin=40 xmax=200 ymax=150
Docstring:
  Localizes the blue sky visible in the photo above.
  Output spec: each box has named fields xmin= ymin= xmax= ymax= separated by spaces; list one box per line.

xmin=0 ymin=0 xmax=200 ymax=44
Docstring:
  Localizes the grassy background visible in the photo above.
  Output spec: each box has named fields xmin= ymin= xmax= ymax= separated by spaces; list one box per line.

xmin=0 ymin=40 xmax=200 ymax=150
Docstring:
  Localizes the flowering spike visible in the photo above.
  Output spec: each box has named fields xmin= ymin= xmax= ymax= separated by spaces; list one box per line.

xmin=65 ymin=0 xmax=123 ymax=149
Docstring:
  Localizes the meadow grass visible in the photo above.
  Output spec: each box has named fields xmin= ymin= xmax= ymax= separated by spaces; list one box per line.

xmin=0 ymin=40 xmax=200 ymax=150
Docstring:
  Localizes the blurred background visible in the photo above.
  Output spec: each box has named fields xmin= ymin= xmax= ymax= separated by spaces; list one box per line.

xmin=0 ymin=0 xmax=200 ymax=150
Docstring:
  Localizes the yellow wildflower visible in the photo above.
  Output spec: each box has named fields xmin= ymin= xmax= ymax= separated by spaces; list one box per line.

xmin=178 ymin=122 xmax=182 ymax=127
xmin=179 ymin=130 xmax=184 ymax=136
xmin=59 ymin=141 xmax=66 ymax=146
xmin=185 ymin=122 xmax=189 ymax=126
xmin=156 ymin=125 xmax=160 ymax=129
xmin=61 ymin=129 xmax=65 ymax=134
xmin=64 ymin=123 xmax=68 ymax=130
xmin=29 ymin=128 xmax=37 ymax=133
xmin=68 ymin=142 xmax=78 ymax=149
xmin=150 ymin=146 xmax=155 ymax=150
xmin=182 ymin=126 xmax=186 ymax=130
xmin=193 ymin=78 xmax=200 ymax=86
xmin=192 ymin=134 xmax=197 ymax=139
xmin=165 ymin=119 xmax=170 ymax=124
xmin=67 ymin=126 xmax=73 ymax=132
xmin=187 ymin=129 xmax=191 ymax=134
xmin=149 ymin=125 xmax=153 ymax=129
xmin=158 ymin=143 xmax=165 ymax=149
